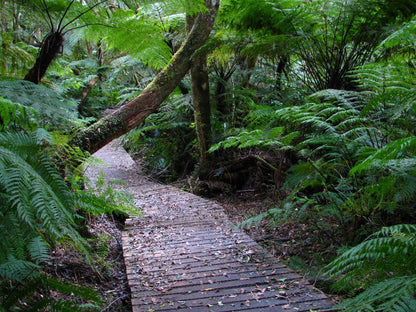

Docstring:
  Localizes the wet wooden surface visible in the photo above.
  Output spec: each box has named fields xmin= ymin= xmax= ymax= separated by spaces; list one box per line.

xmin=87 ymin=140 xmax=335 ymax=312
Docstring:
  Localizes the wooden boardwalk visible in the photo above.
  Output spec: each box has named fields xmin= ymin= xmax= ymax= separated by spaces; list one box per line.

xmin=87 ymin=141 xmax=335 ymax=312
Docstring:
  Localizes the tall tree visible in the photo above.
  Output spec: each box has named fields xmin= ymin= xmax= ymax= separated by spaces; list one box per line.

xmin=187 ymin=14 xmax=211 ymax=175
xmin=70 ymin=0 xmax=220 ymax=154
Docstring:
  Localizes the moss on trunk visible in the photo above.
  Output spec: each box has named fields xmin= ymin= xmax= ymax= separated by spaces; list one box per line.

xmin=70 ymin=0 xmax=220 ymax=154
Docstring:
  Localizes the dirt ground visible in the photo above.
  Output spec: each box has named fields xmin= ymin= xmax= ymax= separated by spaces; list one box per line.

xmin=46 ymin=214 xmax=132 ymax=311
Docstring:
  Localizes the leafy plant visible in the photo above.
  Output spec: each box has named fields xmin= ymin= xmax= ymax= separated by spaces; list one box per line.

xmin=0 ymin=128 xmax=136 ymax=311
xmin=326 ymin=224 xmax=416 ymax=312
xmin=0 ymin=96 xmax=37 ymax=131
xmin=214 ymin=57 xmax=416 ymax=246
xmin=295 ymin=0 xmax=416 ymax=90
xmin=0 ymin=80 xmax=84 ymax=131
xmin=0 ymin=129 xmax=98 ymax=310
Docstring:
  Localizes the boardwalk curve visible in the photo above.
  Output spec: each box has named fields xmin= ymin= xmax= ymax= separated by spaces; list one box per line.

xmin=87 ymin=140 xmax=335 ymax=312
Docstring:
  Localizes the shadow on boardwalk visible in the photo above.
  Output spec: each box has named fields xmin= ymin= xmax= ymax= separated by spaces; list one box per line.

xmin=87 ymin=140 xmax=336 ymax=312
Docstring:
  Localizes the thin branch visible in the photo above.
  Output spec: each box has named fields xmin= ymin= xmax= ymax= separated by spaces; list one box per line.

xmin=60 ymin=0 xmax=109 ymax=32
xmin=62 ymin=22 xmax=117 ymax=35
xmin=100 ymin=294 xmax=129 ymax=312
xmin=40 ymin=0 xmax=54 ymax=31
xmin=57 ymin=0 xmax=75 ymax=32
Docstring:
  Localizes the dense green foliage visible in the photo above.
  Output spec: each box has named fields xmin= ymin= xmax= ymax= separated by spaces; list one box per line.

xmin=0 ymin=129 xmax=97 ymax=310
xmin=1 ymin=0 xmax=416 ymax=311
xmin=0 ymin=93 xmax=138 ymax=310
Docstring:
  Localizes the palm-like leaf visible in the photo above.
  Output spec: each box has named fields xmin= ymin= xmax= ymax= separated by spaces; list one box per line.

xmin=327 ymin=224 xmax=416 ymax=311
xmin=0 ymin=131 xmax=89 ymax=276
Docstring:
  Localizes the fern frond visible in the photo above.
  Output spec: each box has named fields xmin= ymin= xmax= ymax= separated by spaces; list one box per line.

xmin=79 ymin=172 xmax=139 ymax=216
xmin=337 ymin=275 xmax=416 ymax=312
xmin=27 ymin=236 xmax=49 ymax=265
xmin=0 ymin=96 xmax=37 ymax=131
xmin=0 ymin=256 xmax=40 ymax=283
xmin=84 ymin=8 xmax=172 ymax=70
xmin=351 ymin=136 xmax=416 ymax=174
xmin=326 ymin=224 xmax=416 ymax=288
xmin=209 ymin=127 xmax=285 ymax=152
xmin=0 ymin=131 xmax=91 ymax=266
xmin=380 ymin=19 xmax=416 ymax=49
xmin=0 ymin=80 xmax=83 ymax=130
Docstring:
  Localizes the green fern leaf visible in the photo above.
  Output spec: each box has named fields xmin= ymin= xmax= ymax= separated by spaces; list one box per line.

xmin=27 ymin=236 xmax=49 ymax=265
xmin=351 ymin=136 xmax=416 ymax=174
xmin=0 ymin=80 xmax=83 ymax=130
xmin=337 ymin=275 xmax=416 ymax=312
xmin=0 ymin=256 xmax=40 ymax=283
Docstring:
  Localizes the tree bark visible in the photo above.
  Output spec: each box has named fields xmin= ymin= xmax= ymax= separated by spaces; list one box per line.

xmin=191 ymin=52 xmax=211 ymax=173
xmin=78 ymin=76 xmax=99 ymax=117
xmin=187 ymin=14 xmax=212 ymax=175
xmin=24 ymin=31 xmax=64 ymax=84
xmin=275 ymin=56 xmax=287 ymax=91
xmin=70 ymin=0 xmax=220 ymax=154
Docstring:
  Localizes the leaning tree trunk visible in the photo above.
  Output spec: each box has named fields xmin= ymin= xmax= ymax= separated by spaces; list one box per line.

xmin=24 ymin=31 xmax=64 ymax=84
xmin=70 ymin=0 xmax=220 ymax=154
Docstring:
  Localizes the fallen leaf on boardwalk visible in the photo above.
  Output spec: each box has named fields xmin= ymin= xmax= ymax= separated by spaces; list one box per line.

xmin=282 ymin=304 xmax=291 ymax=309
xmin=251 ymin=294 xmax=261 ymax=300
xmin=151 ymin=297 xmax=157 ymax=303
xmin=255 ymin=285 xmax=265 ymax=291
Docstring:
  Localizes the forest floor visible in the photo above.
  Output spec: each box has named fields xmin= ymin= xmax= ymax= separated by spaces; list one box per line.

xmin=46 ymin=214 xmax=132 ymax=311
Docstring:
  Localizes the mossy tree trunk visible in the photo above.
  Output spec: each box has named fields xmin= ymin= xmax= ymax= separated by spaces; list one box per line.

xmin=70 ymin=0 xmax=220 ymax=154
xmin=191 ymin=52 xmax=211 ymax=177
xmin=187 ymin=15 xmax=212 ymax=177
